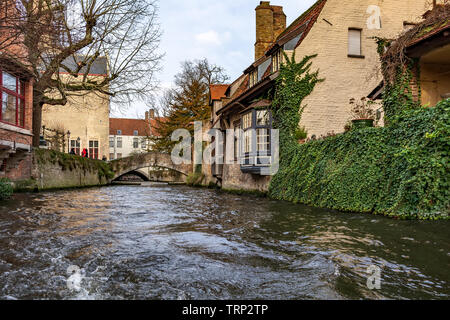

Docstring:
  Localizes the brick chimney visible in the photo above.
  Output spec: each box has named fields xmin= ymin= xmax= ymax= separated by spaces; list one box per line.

xmin=149 ymin=109 xmax=155 ymax=119
xmin=255 ymin=1 xmax=286 ymax=61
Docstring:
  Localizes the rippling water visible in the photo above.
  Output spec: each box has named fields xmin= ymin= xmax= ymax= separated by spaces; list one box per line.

xmin=0 ymin=184 xmax=448 ymax=300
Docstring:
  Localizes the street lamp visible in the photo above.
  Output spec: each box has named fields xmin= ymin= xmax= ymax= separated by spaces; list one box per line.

xmin=67 ymin=130 xmax=71 ymax=153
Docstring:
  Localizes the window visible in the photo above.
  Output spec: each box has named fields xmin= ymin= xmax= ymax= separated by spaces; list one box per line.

xmin=133 ymin=130 xmax=138 ymax=136
xmin=0 ymin=70 xmax=25 ymax=127
xmin=89 ymin=140 xmax=99 ymax=159
xmin=70 ymin=140 xmax=81 ymax=155
xmin=243 ymin=130 xmax=252 ymax=154
xmin=239 ymin=108 xmax=272 ymax=173
xmin=109 ymin=153 xmax=114 ymax=160
xmin=116 ymin=137 xmax=122 ymax=148
xmin=109 ymin=137 xmax=115 ymax=148
xmin=256 ymin=110 xmax=269 ymax=126
xmin=249 ymin=69 xmax=258 ymax=87
xmin=0 ymin=159 xmax=6 ymax=172
xmin=117 ymin=153 xmax=122 ymax=159
xmin=348 ymin=28 xmax=363 ymax=57
xmin=117 ymin=130 xmax=122 ymax=135
xmin=133 ymin=138 xmax=139 ymax=149
xmin=257 ymin=128 xmax=270 ymax=152
xmin=272 ymin=50 xmax=282 ymax=73
xmin=141 ymin=139 xmax=147 ymax=150
xmin=242 ymin=112 xmax=252 ymax=130
xmin=233 ymin=120 xmax=241 ymax=161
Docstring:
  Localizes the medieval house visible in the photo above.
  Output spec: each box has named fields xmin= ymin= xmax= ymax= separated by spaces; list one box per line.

xmin=210 ymin=0 xmax=439 ymax=192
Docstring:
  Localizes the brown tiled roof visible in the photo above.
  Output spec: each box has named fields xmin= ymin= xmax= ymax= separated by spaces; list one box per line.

xmin=109 ymin=117 xmax=167 ymax=137
xmin=277 ymin=0 xmax=326 ymax=42
xmin=210 ymin=84 xmax=229 ymax=101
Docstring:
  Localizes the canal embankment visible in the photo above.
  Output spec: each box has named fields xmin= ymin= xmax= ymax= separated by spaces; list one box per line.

xmin=11 ymin=149 xmax=114 ymax=192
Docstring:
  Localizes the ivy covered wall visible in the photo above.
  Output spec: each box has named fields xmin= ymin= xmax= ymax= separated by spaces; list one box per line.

xmin=269 ymin=54 xmax=449 ymax=220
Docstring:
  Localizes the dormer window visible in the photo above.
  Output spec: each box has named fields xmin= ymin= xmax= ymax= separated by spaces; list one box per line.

xmin=272 ymin=50 xmax=282 ymax=73
xmin=249 ymin=69 xmax=258 ymax=87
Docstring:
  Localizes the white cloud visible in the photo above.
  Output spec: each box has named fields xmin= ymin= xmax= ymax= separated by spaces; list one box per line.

xmin=195 ymin=30 xmax=222 ymax=46
xmin=117 ymin=0 xmax=318 ymax=117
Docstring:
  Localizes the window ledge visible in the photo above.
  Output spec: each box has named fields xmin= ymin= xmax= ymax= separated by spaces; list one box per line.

xmin=348 ymin=54 xmax=365 ymax=59
xmin=0 ymin=122 xmax=32 ymax=136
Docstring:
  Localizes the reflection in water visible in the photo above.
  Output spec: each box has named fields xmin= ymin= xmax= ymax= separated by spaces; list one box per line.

xmin=0 ymin=185 xmax=448 ymax=300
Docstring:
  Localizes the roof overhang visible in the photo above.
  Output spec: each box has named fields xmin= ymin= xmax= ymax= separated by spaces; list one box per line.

xmin=216 ymin=72 xmax=278 ymax=116
xmin=406 ymin=25 xmax=450 ymax=58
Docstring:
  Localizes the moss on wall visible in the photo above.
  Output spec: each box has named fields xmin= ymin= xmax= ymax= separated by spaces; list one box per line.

xmin=32 ymin=149 xmax=114 ymax=190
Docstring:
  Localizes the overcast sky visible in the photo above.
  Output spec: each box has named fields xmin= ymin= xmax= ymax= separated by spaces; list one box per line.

xmin=112 ymin=0 xmax=317 ymax=118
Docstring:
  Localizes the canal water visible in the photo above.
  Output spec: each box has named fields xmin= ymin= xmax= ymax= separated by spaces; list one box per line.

xmin=0 ymin=184 xmax=448 ymax=300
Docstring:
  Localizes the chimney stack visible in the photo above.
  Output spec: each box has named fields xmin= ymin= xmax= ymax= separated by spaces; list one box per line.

xmin=149 ymin=109 xmax=155 ymax=119
xmin=145 ymin=111 xmax=149 ymax=121
xmin=255 ymin=1 xmax=286 ymax=61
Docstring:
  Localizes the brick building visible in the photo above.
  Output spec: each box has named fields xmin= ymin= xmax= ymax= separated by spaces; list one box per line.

xmin=0 ymin=1 xmax=34 ymax=181
xmin=210 ymin=0 xmax=439 ymax=192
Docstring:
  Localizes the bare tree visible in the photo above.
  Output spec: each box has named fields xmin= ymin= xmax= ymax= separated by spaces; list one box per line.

xmin=152 ymin=58 xmax=229 ymax=152
xmin=0 ymin=0 xmax=162 ymax=146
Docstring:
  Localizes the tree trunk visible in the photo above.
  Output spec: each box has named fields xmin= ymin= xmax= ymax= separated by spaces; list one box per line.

xmin=32 ymin=94 xmax=43 ymax=148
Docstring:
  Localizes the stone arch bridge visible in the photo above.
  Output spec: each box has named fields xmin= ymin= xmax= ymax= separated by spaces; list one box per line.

xmin=109 ymin=152 xmax=193 ymax=181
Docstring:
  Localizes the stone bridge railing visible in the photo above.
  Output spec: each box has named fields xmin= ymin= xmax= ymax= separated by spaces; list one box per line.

xmin=109 ymin=152 xmax=193 ymax=181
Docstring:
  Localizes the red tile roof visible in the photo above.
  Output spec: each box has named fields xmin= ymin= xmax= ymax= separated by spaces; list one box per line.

xmin=109 ymin=117 xmax=167 ymax=137
xmin=210 ymin=84 xmax=229 ymax=101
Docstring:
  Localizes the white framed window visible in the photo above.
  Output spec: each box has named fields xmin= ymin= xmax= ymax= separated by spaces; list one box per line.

xmin=89 ymin=140 xmax=99 ymax=159
xmin=257 ymin=128 xmax=270 ymax=152
xmin=249 ymin=69 xmax=258 ymax=87
xmin=348 ymin=28 xmax=363 ymax=57
xmin=116 ymin=137 xmax=122 ymax=148
xmin=133 ymin=130 xmax=138 ymax=136
xmin=242 ymin=112 xmax=252 ymax=130
xmin=256 ymin=110 xmax=269 ymax=126
xmin=244 ymin=130 xmax=252 ymax=154
xmin=272 ymin=50 xmax=282 ymax=73
xmin=117 ymin=130 xmax=122 ymax=135
xmin=109 ymin=137 xmax=114 ymax=148
xmin=133 ymin=138 xmax=139 ymax=149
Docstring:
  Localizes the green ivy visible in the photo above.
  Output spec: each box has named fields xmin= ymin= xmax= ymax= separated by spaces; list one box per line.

xmin=268 ymin=53 xmax=449 ymax=220
xmin=383 ymin=60 xmax=421 ymax=123
xmin=269 ymin=99 xmax=450 ymax=220
xmin=0 ymin=178 xmax=13 ymax=201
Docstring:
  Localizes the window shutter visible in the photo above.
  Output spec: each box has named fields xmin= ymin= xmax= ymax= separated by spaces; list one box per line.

xmin=348 ymin=29 xmax=361 ymax=56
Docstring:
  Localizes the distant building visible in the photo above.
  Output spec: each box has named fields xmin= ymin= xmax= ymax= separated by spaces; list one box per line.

xmin=109 ymin=109 xmax=164 ymax=160
xmin=41 ymin=55 xmax=110 ymax=160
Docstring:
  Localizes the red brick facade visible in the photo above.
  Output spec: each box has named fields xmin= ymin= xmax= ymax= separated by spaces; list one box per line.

xmin=0 ymin=2 xmax=34 ymax=181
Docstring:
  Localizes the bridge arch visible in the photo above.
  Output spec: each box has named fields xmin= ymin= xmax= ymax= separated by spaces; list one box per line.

xmin=109 ymin=152 xmax=192 ymax=181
